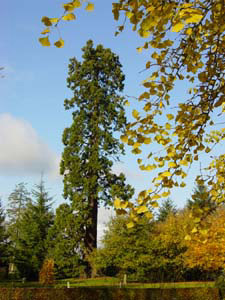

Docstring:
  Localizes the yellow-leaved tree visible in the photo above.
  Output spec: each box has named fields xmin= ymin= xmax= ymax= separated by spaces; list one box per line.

xmin=40 ymin=1 xmax=225 ymax=229
xmin=184 ymin=207 xmax=225 ymax=270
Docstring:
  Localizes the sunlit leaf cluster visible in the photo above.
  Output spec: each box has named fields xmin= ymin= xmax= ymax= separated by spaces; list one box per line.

xmin=39 ymin=0 xmax=94 ymax=47
xmin=112 ymin=0 xmax=225 ymax=225
xmin=184 ymin=208 xmax=225 ymax=270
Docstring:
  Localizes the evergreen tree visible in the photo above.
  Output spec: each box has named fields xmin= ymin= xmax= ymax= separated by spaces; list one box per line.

xmin=60 ymin=40 xmax=134 ymax=276
xmin=15 ymin=178 xmax=54 ymax=279
xmin=187 ymin=183 xmax=216 ymax=212
xmin=46 ymin=203 xmax=83 ymax=279
xmin=157 ymin=198 xmax=177 ymax=222
xmin=0 ymin=199 xmax=9 ymax=269
xmin=7 ymin=183 xmax=31 ymax=243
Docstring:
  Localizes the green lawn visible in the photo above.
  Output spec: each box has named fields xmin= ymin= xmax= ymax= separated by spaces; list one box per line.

xmin=56 ymin=277 xmax=215 ymax=289
xmin=0 ymin=277 xmax=215 ymax=289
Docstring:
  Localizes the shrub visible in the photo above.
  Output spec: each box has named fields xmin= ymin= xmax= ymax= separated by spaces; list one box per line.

xmin=39 ymin=258 xmax=55 ymax=285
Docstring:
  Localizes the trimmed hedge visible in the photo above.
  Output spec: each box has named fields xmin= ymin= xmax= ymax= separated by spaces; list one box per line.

xmin=0 ymin=287 xmax=220 ymax=300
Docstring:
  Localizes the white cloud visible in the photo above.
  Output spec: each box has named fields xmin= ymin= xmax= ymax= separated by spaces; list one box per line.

xmin=112 ymin=162 xmax=144 ymax=180
xmin=0 ymin=113 xmax=60 ymax=177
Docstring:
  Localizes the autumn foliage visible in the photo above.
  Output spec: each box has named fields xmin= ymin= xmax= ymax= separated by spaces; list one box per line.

xmin=39 ymin=258 xmax=55 ymax=285
xmin=184 ymin=208 xmax=225 ymax=271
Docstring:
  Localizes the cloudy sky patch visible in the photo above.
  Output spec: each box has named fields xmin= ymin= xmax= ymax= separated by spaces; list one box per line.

xmin=0 ymin=113 xmax=60 ymax=177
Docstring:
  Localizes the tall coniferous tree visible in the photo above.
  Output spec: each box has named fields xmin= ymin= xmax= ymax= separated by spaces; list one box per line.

xmin=187 ymin=183 xmax=216 ymax=211
xmin=60 ymin=40 xmax=134 ymax=275
xmin=15 ymin=178 xmax=54 ymax=279
xmin=7 ymin=183 xmax=31 ymax=260
xmin=46 ymin=203 xmax=83 ymax=279
xmin=0 ymin=199 xmax=9 ymax=269
xmin=157 ymin=198 xmax=177 ymax=222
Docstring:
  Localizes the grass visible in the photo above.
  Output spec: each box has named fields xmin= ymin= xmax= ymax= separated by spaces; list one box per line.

xmin=55 ymin=277 xmax=215 ymax=289
xmin=0 ymin=277 xmax=215 ymax=289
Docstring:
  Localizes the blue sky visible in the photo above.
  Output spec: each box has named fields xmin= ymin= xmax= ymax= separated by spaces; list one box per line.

xmin=1 ymin=1 xmax=223 ymax=238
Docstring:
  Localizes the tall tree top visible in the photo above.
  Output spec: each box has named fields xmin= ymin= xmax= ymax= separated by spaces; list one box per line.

xmin=7 ymin=182 xmax=31 ymax=223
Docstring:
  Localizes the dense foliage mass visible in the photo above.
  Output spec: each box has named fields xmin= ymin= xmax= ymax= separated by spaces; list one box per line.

xmin=46 ymin=203 xmax=84 ymax=278
xmin=0 ymin=181 xmax=224 ymax=282
xmin=91 ymin=205 xmax=225 ymax=282
xmin=5 ymin=180 xmax=54 ymax=280
xmin=60 ymin=40 xmax=134 ymax=276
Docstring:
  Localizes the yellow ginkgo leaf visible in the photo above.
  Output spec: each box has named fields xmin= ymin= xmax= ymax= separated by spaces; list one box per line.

xmin=168 ymin=162 xmax=177 ymax=168
xmin=144 ymin=137 xmax=151 ymax=144
xmin=141 ymin=31 xmax=150 ymax=38
xmin=151 ymin=201 xmax=159 ymax=207
xmin=39 ymin=36 xmax=51 ymax=47
xmin=114 ymin=198 xmax=121 ymax=209
xmin=54 ymin=39 xmax=64 ymax=48
xmin=63 ymin=3 xmax=75 ymax=11
xmin=120 ymin=201 xmax=129 ymax=209
xmin=49 ymin=18 xmax=59 ymax=23
xmin=137 ymin=206 xmax=148 ymax=214
xmin=179 ymin=160 xmax=188 ymax=166
xmin=185 ymin=28 xmax=192 ymax=35
xmin=165 ymin=123 xmax=171 ymax=130
xmin=162 ymin=191 xmax=170 ymax=197
xmin=127 ymin=222 xmax=135 ymax=229
xmin=62 ymin=13 xmax=76 ymax=21
xmin=166 ymin=114 xmax=174 ymax=120
xmin=41 ymin=16 xmax=52 ymax=26
xmin=126 ymin=11 xmax=134 ymax=19
xmin=132 ymin=109 xmax=139 ymax=119
xmin=86 ymin=2 xmax=94 ymax=11
xmin=73 ymin=0 xmax=81 ymax=8
xmin=120 ymin=135 xmax=128 ymax=143
xmin=185 ymin=14 xmax=203 ymax=24
xmin=185 ymin=235 xmax=191 ymax=241
xmin=162 ymin=171 xmax=172 ymax=177
xmin=191 ymin=227 xmax=198 ymax=233
xmin=145 ymin=211 xmax=153 ymax=219
xmin=145 ymin=164 xmax=156 ymax=171
xmin=171 ymin=22 xmax=185 ymax=32
xmin=41 ymin=28 xmax=50 ymax=35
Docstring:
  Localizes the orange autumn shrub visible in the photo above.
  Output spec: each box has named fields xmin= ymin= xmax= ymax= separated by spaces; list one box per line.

xmin=39 ymin=258 xmax=55 ymax=285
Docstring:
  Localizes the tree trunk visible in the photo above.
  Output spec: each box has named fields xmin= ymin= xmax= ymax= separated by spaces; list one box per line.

xmin=84 ymin=193 xmax=98 ymax=278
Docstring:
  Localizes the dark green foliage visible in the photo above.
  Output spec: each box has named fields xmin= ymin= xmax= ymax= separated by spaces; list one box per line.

xmin=157 ymin=198 xmax=177 ymax=222
xmin=92 ymin=216 xmax=156 ymax=281
xmin=187 ymin=184 xmax=216 ymax=211
xmin=7 ymin=183 xmax=31 ymax=246
xmin=46 ymin=203 xmax=84 ymax=279
xmin=0 ymin=199 xmax=9 ymax=270
xmin=60 ymin=40 xmax=134 ymax=274
xmin=215 ymin=271 xmax=225 ymax=298
xmin=13 ymin=179 xmax=54 ymax=280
